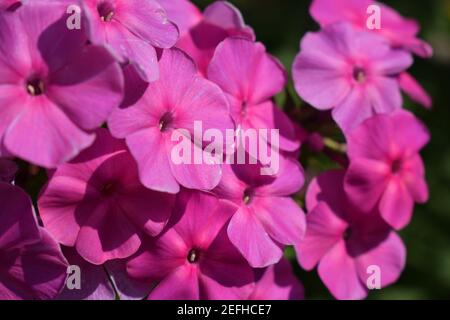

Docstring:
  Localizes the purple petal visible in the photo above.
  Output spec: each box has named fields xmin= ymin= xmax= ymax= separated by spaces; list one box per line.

xmin=0 ymin=183 xmax=40 ymax=250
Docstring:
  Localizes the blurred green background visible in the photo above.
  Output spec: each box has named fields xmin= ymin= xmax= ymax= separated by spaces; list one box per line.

xmin=192 ymin=0 xmax=450 ymax=299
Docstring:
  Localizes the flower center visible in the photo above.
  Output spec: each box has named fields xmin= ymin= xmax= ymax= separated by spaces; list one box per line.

xmin=187 ymin=249 xmax=200 ymax=264
xmin=343 ymin=227 xmax=352 ymax=241
xmin=241 ymin=100 xmax=248 ymax=117
xmin=100 ymin=182 xmax=117 ymax=197
xmin=391 ymin=159 xmax=402 ymax=174
xmin=97 ymin=1 xmax=115 ymax=22
xmin=243 ymin=188 xmax=254 ymax=205
xmin=159 ymin=112 xmax=174 ymax=132
xmin=26 ymin=78 xmax=45 ymax=96
xmin=352 ymin=67 xmax=366 ymax=83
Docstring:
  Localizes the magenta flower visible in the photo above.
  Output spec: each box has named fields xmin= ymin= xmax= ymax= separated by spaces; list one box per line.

xmin=213 ymin=157 xmax=306 ymax=267
xmin=38 ymin=129 xmax=175 ymax=265
xmin=82 ymin=0 xmax=179 ymax=82
xmin=309 ymin=0 xmax=433 ymax=108
xmin=0 ymin=182 xmax=68 ymax=300
xmin=208 ymin=37 xmax=300 ymax=152
xmin=160 ymin=0 xmax=254 ymax=75
xmin=310 ymin=0 xmax=433 ymax=58
xmin=0 ymin=1 xmax=124 ymax=168
xmin=127 ymin=190 xmax=255 ymax=300
xmin=58 ymin=247 xmax=150 ymax=300
xmin=108 ymin=48 xmax=233 ymax=194
xmin=0 ymin=157 xmax=16 ymax=182
xmin=292 ymin=22 xmax=413 ymax=132
xmin=248 ymin=258 xmax=304 ymax=300
xmin=296 ymin=170 xmax=406 ymax=300
xmin=344 ymin=111 xmax=429 ymax=230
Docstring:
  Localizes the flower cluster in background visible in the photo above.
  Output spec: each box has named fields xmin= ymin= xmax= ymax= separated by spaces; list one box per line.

xmin=0 ymin=0 xmax=432 ymax=300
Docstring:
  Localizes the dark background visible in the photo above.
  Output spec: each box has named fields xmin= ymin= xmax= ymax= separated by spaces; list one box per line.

xmin=192 ymin=0 xmax=450 ymax=299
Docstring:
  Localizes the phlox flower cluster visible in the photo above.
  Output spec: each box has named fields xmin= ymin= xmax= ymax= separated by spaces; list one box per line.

xmin=0 ymin=0 xmax=431 ymax=300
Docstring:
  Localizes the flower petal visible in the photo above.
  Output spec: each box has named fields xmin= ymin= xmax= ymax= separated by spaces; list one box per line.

xmin=227 ymin=206 xmax=283 ymax=268
xmin=253 ymin=196 xmax=306 ymax=245
xmin=318 ymin=240 xmax=367 ymax=300
xmin=295 ymin=202 xmax=347 ymax=270
xmin=379 ymin=178 xmax=414 ymax=230
xmin=4 ymin=96 xmax=95 ymax=168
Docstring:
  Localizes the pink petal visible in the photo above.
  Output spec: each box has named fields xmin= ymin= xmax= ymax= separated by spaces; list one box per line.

xmin=125 ymin=128 xmax=179 ymax=194
xmin=399 ymin=72 xmax=432 ymax=109
xmin=227 ymin=206 xmax=283 ymax=268
xmin=252 ymin=196 xmax=306 ymax=245
xmin=379 ymin=178 xmax=414 ymax=230
xmin=309 ymin=0 xmax=371 ymax=27
xmin=157 ymin=0 xmax=202 ymax=36
xmin=246 ymin=101 xmax=300 ymax=152
xmin=366 ymin=77 xmax=403 ymax=115
xmin=4 ymin=96 xmax=95 ymax=168
xmin=126 ymin=229 xmax=187 ymax=281
xmin=344 ymin=158 xmax=390 ymax=213
xmin=372 ymin=50 xmax=413 ymax=75
xmin=0 ymin=86 xmax=28 ymax=156
xmin=295 ymin=202 xmax=347 ymax=270
xmin=148 ymin=265 xmax=199 ymax=300
xmin=172 ymin=76 xmax=232 ymax=135
xmin=346 ymin=112 xmax=393 ymax=161
xmin=292 ymin=29 xmax=352 ymax=110
xmin=117 ymin=186 xmax=175 ymax=237
xmin=390 ymin=110 xmax=430 ymax=153
xmin=212 ymin=163 xmax=247 ymax=202
xmin=168 ymin=137 xmax=222 ymax=191
xmin=0 ymin=16 xmax=30 ymax=82
xmin=256 ymin=154 xmax=305 ymax=196
xmin=318 ymin=240 xmax=367 ymax=300
xmin=203 ymin=1 xmax=254 ymax=38
xmin=356 ymin=231 xmax=406 ymax=289
xmin=104 ymin=22 xmax=159 ymax=82
xmin=331 ymin=86 xmax=373 ymax=133
xmin=116 ymin=0 xmax=179 ymax=49
xmin=48 ymin=45 xmax=124 ymax=131
xmin=200 ymin=228 xmax=254 ymax=300
xmin=208 ymin=37 xmax=286 ymax=104
xmin=173 ymin=191 xmax=237 ymax=249
xmin=401 ymin=155 xmax=429 ymax=203
xmin=75 ymin=203 xmax=142 ymax=265
xmin=38 ymin=173 xmax=94 ymax=247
